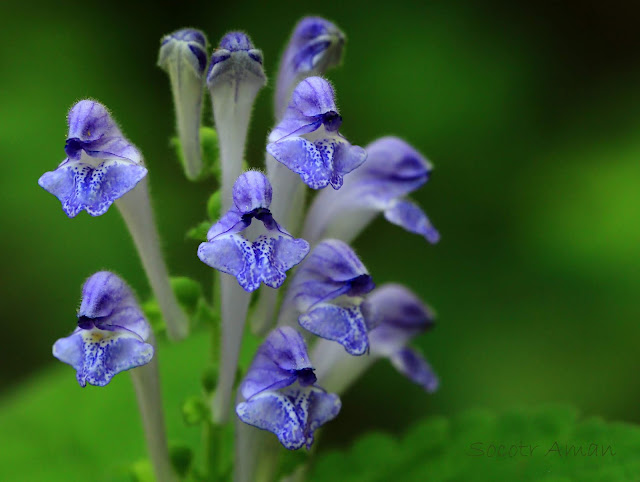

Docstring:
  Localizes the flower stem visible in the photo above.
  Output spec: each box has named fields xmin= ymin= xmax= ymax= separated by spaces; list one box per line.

xmin=130 ymin=335 xmax=176 ymax=482
xmin=116 ymin=179 xmax=189 ymax=341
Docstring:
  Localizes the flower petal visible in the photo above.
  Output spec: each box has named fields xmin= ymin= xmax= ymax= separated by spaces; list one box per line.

xmin=241 ymin=327 xmax=316 ymax=399
xmin=298 ymin=303 xmax=369 ymax=356
xmin=53 ymin=329 xmax=154 ymax=387
xmin=198 ymin=234 xmax=258 ymax=291
xmin=275 ymin=17 xmax=345 ymax=115
xmin=236 ymin=385 xmax=341 ymax=450
xmin=267 ymin=137 xmax=333 ymax=190
xmin=232 ymin=170 xmax=272 ymax=212
xmin=389 ymin=347 xmax=439 ymax=393
xmin=38 ymin=160 xmax=147 ymax=218
xmin=384 ymin=199 xmax=440 ymax=243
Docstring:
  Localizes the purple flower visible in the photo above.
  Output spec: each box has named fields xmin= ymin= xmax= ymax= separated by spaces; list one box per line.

xmin=207 ymin=31 xmax=265 ymax=90
xmin=52 ymin=271 xmax=154 ymax=387
xmin=197 ymin=171 xmax=309 ymax=292
xmin=303 ymin=136 xmax=439 ymax=244
xmin=158 ymin=28 xmax=209 ymax=180
xmin=236 ymin=327 xmax=341 ymax=450
xmin=38 ymin=100 xmax=147 ymax=217
xmin=275 ymin=17 xmax=345 ymax=117
xmin=159 ymin=28 xmax=208 ymax=77
xmin=283 ymin=239 xmax=376 ymax=355
xmin=367 ymin=284 xmax=438 ymax=392
xmin=267 ymin=77 xmax=366 ymax=190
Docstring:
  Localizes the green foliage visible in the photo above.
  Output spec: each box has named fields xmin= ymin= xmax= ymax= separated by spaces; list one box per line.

xmin=201 ymin=365 xmax=218 ymax=395
xmin=169 ymin=443 xmax=194 ymax=478
xmin=200 ymin=127 xmax=220 ymax=179
xmin=169 ymin=127 xmax=220 ymax=182
xmin=170 ymin=276 xmax=203 ymax=314
xmin=129 ymin=459 xmax=154 ymax=482
xmin=207 ymin=190 xmax=222 ymax=222
xmin=186 ymin=220 xmax=211 ymax=242
xmin=309 ymin=406 xmax=640 ymax=482
xmin=141 ymin=298 xmax=165 ymax=335
xmin=0 ymin=334 xmax=210 ymax=481
xmin=181 ymin=396 xmax=211 ymax=426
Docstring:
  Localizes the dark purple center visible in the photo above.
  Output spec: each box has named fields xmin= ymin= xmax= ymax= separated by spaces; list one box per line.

xmin=65 ymin=138 xmax=86 ymax=160
xmin=322 ymin=111 xmax=342 ymax=132
xmin=346 ymin=274 xmax=375 ymax=296
xmin=297 ymin=368 xmax=317 ymax=387
xmin=242 ymin=207 xmax=277 ymax=230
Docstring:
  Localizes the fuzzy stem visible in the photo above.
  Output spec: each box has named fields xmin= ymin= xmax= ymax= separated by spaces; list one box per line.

xmin=116 ymin=179 xmax=189 ymax=341
xmin=130 ymin=335 xmax=176 ymax=482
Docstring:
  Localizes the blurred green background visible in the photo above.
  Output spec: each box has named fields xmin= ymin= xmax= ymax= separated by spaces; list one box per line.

xmin=1 ymin=0 xmax=640 ymax=478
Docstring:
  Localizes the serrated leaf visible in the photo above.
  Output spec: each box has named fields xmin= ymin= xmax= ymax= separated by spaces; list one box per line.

xmin=310 ymin=406 xmax=640 ymax=482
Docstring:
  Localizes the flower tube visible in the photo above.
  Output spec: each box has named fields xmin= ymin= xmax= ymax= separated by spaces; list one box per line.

xmin=158 ymin=28 xmax=208 ymax=180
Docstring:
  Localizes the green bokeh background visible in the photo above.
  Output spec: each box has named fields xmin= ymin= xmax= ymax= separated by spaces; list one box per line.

xmin=1 ymin=0 xmax=639 ymax=478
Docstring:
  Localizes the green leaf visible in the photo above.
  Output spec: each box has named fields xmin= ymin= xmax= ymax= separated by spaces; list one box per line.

xmin=186 ymin=220 xmax=211 ymax=242
xmin=0 ymin=333 xmax=212 ymax=481
xmin=309 ymin=406 xmax=640 ymax=482
xmin=200 ymin=127 xmax=220 ymax=180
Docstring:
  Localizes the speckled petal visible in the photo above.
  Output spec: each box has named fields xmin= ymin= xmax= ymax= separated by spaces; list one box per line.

xmin=267 ymin=137 xmax=333 ymax=189
xmin=241 ymin=327 xmax=316 ymax=399
xmin=38 ymin=160 xmax=147 ymax=218
xmin=198 ymin=234 xmax=258 ymax=291
xmin=389 ymin=347 xmax=439 ymax=393
xmin=331 ymin=143 xmax=367 ymax=189
xmin=298 ymin=303 xmax=369 ymax=356
xmin=384 ymin=199 xmax=440 ymax=243
xmin=53 ymin=327 xmax=153 ymax=387
xmin=236 ymin=385 xmax=341 ymax=450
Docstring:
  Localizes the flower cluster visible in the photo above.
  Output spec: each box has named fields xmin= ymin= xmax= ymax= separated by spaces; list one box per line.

xmin=40 ymin=14 xmax=443 ymax=482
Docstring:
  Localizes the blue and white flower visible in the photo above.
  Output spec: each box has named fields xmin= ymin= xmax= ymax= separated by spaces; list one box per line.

xmin=52 ymin=271 xmax=154 ymax=387
xmin=282 ymin=239 xmax=376 ymax=356
xmin=275 ymin=16 xmax=345 ymax=117
xmin=197 ymin=171 xmax=309 ymax=292
xmin=38 ymin=100 xmax=147 ymax=217
xmin=236 ymin=327 xmax=341 ymax=450
xmin=158 ymin=28 xmax=209 ymax=180
xmin=267 ymin=77 xmax=366 ymax=190
xmin=304 ymin=136 xmax=439 ymax=244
